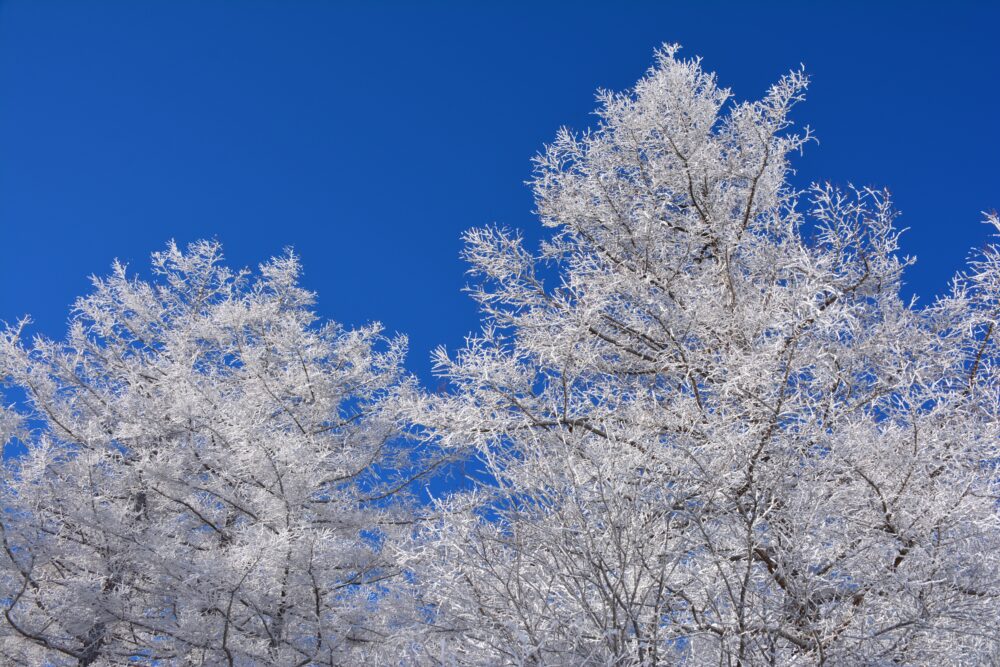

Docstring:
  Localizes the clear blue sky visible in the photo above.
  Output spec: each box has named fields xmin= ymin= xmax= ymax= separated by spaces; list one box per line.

xmin=2 ymin=1 xmax=998 ymax=383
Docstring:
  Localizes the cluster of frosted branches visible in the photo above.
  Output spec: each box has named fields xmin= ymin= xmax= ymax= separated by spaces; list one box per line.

xmin=400 ymin=46 xmax=1000 ymax=665
xmin=0 ymin=241 xmax=423 ymax=665
xmin=2 ymin=46 xmax=999 ymax=666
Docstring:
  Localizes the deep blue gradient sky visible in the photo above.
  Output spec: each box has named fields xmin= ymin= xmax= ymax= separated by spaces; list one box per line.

xmin=2 ymin=1 xmax=998 ymax=384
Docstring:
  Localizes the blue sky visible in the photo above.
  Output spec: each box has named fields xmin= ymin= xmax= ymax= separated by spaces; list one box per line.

xmin=2 ymin=1 xmax=998 ymax=383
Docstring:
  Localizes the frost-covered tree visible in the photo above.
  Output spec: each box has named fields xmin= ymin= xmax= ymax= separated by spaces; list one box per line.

xmin=403 ymin=46 xmax=1000 ymax=665
xmin=0 ymin=241 xmax=421 ymax=665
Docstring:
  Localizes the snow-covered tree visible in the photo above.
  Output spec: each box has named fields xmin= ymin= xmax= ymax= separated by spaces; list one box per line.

xmin=0 ymin=241 xmax=421 ymax=665
xmin=403 ymin=45 xmax=1000 ymax=665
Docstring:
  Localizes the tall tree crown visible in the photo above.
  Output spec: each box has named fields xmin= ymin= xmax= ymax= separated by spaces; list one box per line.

xmin=405 ymin=45 xmax=1000 ymax=665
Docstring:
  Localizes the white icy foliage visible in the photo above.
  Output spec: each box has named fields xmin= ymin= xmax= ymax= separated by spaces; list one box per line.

xmin=0 ymin=241 xmax=421 ymax=665
xmin=1 ymin=45 xmax=998 ymax=667
xmin=401 ymin=46 xmax=1000 ymax=665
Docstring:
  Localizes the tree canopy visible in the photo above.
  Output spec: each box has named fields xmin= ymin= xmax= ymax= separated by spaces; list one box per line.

xmin=2 ymin=46 xmax=999 ymax=666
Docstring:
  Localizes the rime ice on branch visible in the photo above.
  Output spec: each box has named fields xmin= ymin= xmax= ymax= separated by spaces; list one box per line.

xmin=2 ymin=44 xmax=999 ymax=667
xmin=0 ymin=241 xmax=423 ymax=666
xmin=401 ymin=45 xmax=1000 ymax=665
